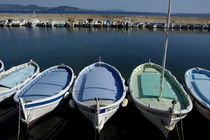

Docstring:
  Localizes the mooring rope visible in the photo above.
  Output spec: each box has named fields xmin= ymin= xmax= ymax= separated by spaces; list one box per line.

xmin=17 ymin=102 xmax=21 ymax=140
xmin=180 ymin=119 xmax=185 ymax=140
xmin=176 ymin=124 xmax=181 ymax=140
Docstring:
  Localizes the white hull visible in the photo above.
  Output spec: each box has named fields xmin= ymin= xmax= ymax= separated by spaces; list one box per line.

xmin=78 ymin=104 xmax=119 ymax=132
xmin=0 ymin=90 xmax=16 ymax=103
xmin=135 ymin=103 xmax=186 ymax=137
xmin=22 ymin=99 xmax=61 ymax=124
xmin=194 ymin=101 xmax=210 ymax=121
xmin=15 ymin=65 xmax=74 ymax=125
xmin=185 ymin=67 xmax=210 ymax=120
xmin=72 ymin=61 xmax=126 ymax=132
xmin=0 ymin=60 xmax=4 ymax=72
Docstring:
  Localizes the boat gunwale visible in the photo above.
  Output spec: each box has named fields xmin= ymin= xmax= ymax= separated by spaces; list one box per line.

xmin=14 ymin=65 xmax=74 ymax=108
xmin=0 ymin=60 xmax=40 ymax=96
xmin=129 ymin=62 xmax=193 ymax=114
xmin=185 ymin=67 xmax=210 ymax=109
xmin=0 ymin=60 xmax=4 ymax=72
xmin=72 ymin=61 xmax=126 ymax=110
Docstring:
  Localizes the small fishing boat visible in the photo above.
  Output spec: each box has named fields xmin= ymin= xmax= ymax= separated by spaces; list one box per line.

xmin=0 ymin=60 xmax=4 ymax=73
xmin=129 ymin=62 xmax=192 ymax=136
xmin=0 ymin=60 xmax=39 ymax=103
xmin=185 ymin=67 xmax=210 ymax=120
xmin=14 ymin=65 xmax=74 ymax=125
xmin=70 ymin=61 xmax=126 ymax=133
xmin=54 ymin=21 xmax=66 ymax=27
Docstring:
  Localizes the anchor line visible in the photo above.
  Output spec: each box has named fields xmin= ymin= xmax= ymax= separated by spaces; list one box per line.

xmin=176 ymin=123 xmax=181 ymax=140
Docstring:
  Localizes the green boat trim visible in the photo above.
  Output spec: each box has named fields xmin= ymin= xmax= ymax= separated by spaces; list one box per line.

xmin=130 ymin=62 xmax=192 ymax=112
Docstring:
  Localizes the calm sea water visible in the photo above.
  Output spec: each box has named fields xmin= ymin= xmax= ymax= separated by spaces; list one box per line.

xmin=0 ymin=27 xmax=210 ymax=140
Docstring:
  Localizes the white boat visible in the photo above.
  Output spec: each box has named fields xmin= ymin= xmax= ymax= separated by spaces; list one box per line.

xmin=129 ymin=0 xmax=192 ymax=136
xmin=26 ymin=19 xmax=40 ymax=27
xmin=70 ymin=61 xmax=126 ymax=133
xmin=185 ymin=67 xmax=210 ymax=120
xmin=46 ymin=20 xmax=56 ymax=27
xmin=19 ymin=19 xmax=27 ymax=26
xmin=14 ymin=65 xmax=74 ymax=125
xmin=11 ymin=20 xmax=20 ymax=27
xmin=0 ymin=60 xmax=4 ymax=73
xmin=103 ymin=20 xmax=112 ymax=27
xmin=131 ymin=22 xmax=141 ymax=28
xmin=129 ymin=62 xmax=193 ymax=136
xmin=54 ymin=21 xmax=66 ymax=27
xmin=36 ymin=22 xmax=46 ymax=27
xmin=0 ymin=60 xmax=39 ymax=103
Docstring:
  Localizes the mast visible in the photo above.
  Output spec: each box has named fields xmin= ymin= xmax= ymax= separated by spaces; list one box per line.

xmin=160 ymin=0 xmax=172 ymax=97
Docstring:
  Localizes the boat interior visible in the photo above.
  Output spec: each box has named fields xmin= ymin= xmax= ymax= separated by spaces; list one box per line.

xmin=74 ymin=64 xmax=123 ymax=107
xmin=20 ymin=67 xmax=71 ymax=102
xmin=0 ymin=65 xmax=36 ymax=89
xmin=187 ymin=69 xmax=210 ymax=105
xmin=131 ymin=64 xmax=189 ymax=111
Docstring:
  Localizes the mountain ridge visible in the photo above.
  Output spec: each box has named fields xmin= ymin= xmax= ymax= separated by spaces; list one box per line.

xmin=0 ymin=4 xmax=91 ymax=12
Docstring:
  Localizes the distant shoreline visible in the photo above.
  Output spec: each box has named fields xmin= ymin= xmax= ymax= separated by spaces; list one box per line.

xmin=0 ymin=13 xmax=210 ymax=24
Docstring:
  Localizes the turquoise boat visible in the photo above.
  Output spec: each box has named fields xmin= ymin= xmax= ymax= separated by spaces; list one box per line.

xmin=185 ymin=67 xmax=210 ymax=120
xmin=129 ymin=62 xmax=192 ymax=136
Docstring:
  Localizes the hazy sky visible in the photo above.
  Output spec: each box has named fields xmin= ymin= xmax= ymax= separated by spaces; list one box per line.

xmin=0 ymin=0 xmax=209 ymax=13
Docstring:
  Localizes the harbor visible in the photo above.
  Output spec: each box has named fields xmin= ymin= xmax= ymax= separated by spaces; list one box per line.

xmin=0 ymin=13 xmax=210 ymax=31
xmin=0 ymin=26 xmax=210 ymax=139
xmin=1 ymin=1 xmax=210 ymax=139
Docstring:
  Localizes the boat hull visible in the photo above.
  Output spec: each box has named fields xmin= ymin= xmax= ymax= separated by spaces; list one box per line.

xmin=14 ymin=65 xmax=74 ymax=125
xmin=129 ymin=62 xmax=192 ymax=136
xmin=194 ymin=101 xmax=210 ymax=120
xmin=72 ymin=61 xmax=126 ymax=132
xmin=0 ymin=89 xmax=16 ymax=103
xmin=134 ymin=102 xmax=186 ymax=137
xmin=21 ymin=92 xmax=68 ymax=125
xmin=77 ymin=103 xmax=119 ymax=132
xmin=185 ymin=67 xmax=210 ymax=120
xmin=0 ymin=60 xmax=4 ymax=73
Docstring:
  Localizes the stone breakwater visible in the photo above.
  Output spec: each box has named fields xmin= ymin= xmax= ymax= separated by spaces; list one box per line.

xmin=0 ymin=13 xmax=210 ymax=24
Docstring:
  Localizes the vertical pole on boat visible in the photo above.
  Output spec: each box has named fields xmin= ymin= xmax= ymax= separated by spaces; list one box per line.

xmin=160 ymin=0 xmax=172 ymax=97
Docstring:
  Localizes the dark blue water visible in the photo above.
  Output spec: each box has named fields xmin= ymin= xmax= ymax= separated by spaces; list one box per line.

xmin=0 ymin=27 xmax=210 ymax=140
xmin=1 ymin=10 xmax=210 ymax=17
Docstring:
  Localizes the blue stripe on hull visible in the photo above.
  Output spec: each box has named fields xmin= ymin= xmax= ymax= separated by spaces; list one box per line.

xmin=100 ymin=109 xmax=106 ymax=114
xmin=24 ymin=93 xmax=65 ymax=108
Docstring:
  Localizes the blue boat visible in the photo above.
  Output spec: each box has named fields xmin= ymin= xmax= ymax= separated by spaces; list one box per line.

xmin=70 ymin=61 xmax=126 ymax=133
xmin=185 ymin=67 xmax=210 ymax=120
xmin=14 ymin=65 xmax=74 ymax=125
xmin=0 ymin=60 xmax=4 ymax=73
xmin=0 ymin=60 xmax=39 ymax=103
